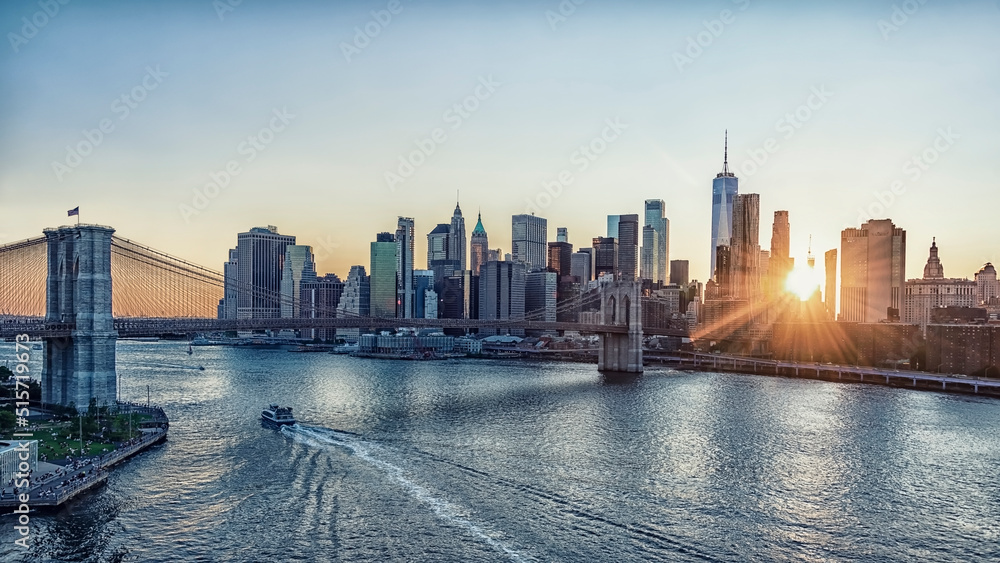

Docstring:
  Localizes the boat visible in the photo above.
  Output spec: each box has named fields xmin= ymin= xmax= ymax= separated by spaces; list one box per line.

xmin=187 ymin=343 xmax=193 ymax=355
xmin=261 ymin=403 xmax=296 ymax=426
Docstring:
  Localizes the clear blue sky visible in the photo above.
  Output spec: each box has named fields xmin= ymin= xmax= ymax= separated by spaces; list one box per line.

xmin=1 ymin=0 xmax=997 ymax=285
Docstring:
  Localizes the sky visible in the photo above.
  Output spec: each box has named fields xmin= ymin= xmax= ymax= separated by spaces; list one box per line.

xmin=1 ymin=0 xmax=998 ymax=290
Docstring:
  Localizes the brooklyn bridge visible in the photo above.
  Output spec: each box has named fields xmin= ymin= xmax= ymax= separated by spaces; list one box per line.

xmin=0 ymin=224 xmax=680 ymax=408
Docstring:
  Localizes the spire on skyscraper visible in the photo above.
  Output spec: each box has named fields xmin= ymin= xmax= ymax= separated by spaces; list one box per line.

xmin=717 ymin=130 xmax=735 ymax=178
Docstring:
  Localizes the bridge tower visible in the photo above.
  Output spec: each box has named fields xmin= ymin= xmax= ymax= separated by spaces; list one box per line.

xmin=597 ymin=281 xmax=643 ymax=375
xmin=42 ymin=225 xmax=117 ymax=409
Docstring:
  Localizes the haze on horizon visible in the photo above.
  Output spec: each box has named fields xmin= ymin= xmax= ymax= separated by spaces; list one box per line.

xmin=1 ymin=0 xmax=997 ymax=290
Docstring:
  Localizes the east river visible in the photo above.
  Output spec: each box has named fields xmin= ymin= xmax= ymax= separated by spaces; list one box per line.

xmin=2 ymin=341 xmax=999 ymax=562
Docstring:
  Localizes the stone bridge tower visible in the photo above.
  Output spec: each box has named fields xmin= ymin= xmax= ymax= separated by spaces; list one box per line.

xmin=42 ymin=225 xmax=117 ymax=409
xmin=597 ymin=281 xmax=643 ymax=374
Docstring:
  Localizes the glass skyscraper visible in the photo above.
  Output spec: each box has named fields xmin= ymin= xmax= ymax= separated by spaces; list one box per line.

xmin=370 ymin=232 xmax=398 ymax=318
xmin=511 ymin=214 xmax=548 ymax=272
xmin=711 ymin=132 xmax=738 ymax=281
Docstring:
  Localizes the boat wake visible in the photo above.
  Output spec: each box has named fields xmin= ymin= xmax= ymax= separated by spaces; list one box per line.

xmin=281 ymin=424 xmax=533 ymax=562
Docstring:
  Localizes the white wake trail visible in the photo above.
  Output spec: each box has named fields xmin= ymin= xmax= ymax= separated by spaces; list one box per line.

xmin=282 ymin=425 xmax=533 ymax=562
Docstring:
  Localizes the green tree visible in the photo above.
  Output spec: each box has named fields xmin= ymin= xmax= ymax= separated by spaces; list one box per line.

xmin=0 ymin=409 xmax=15 ymax=432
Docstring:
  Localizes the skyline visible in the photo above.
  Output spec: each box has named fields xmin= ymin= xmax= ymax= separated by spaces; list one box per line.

xmin=2 ymin=0 xmax=998 ymax=283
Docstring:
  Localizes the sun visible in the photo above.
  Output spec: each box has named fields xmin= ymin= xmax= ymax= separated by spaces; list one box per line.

xmin=784 ymin=263 xmax=823 ymax=301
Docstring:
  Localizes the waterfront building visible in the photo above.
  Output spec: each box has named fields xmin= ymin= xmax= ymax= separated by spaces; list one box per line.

xmin=414 ymin=269 xmax=435 ymax=319
xmin=280 ymin=245 xmax=317 ymax=319
xmin=644 ymin=199 xmax=669 ymax=284
xmin=370 ymin=232 xmax=397 ymax=318
xmin=478 ymin=260 xmax=526 ymax=336
xmin=840 ymin=219 xmax=906 ymax=323
xmin=670 ymin=260 xmax=689 ymax=286
xmin=470 ymin=213 xmax=489 ymax=275
xmin=357 ymin=332 xmax=455 ymax=356
xmin=903 ymin=240 xmax=976 ymax=331
xmin=511 ymin=214 xmax=547 ymax=272
xmin=337 ymin=265 xmax=370 ymax=342
xmin=927 ymin=324 xmax=1000 ymax=376
xmin=300 ymin=273 xmax=343 ymax=341
xmin=711 ymin=132 xmax=739 ymax=281
xmin=396 ymin=217 xmax=415 ymax=319
xmin=232 ymin=226 xmax=296 ymax=319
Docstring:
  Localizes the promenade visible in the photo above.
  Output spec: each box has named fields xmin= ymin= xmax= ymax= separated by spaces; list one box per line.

xmin=0 ymin=403 xmax=168 ymax=509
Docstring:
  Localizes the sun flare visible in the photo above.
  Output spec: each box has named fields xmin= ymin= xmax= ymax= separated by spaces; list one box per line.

xmin=784 ymin=263 xmax=824 ymax=301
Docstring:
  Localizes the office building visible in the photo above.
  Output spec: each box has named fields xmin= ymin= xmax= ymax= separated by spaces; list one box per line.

xmin=280 ymin=245 xmax=317 ymax=319
xmin=427 ymin=224 xmax=450 ymax=265
xmin=669 ymin=260 xmax=689 ymax=286
xmin=593 ymin=237 xmax=617 ymax=279
xmin=396 ymin=217 xmax=415 ymax=318
xmin=221 ymin=249 xmax=238 ymax=320
xmin=414 ymin=269 xmax=435 ymax=319
xmin=976 ymin=263 xmax=999 ymax=306
xmin=731 ymin=193 xmax=760 ymax=301
xmin=511 ymin=214 xmax=547 ymax=272
xmin=479 ymin=261 xmax=526 ymax=336
xmin=370 ymin=232 xmax=398 ymax=318
xmin=336 ymin=265 xmax=370 ymax=342
xmin=548 ymin=241 xmax=573 ymax=277
xmin=557 ymin=227 xmax=568 ymax=242
xmin=903 ymin=239 xmax=976 ymax=330
xmin=470 ymin=212 xmax=489 ymax=275
xmin=300 ymin=273 xmax=343 ymax=341
xmin=644 ymin=199 xmax=669 ymax=284
xmin=572 ymin=251 xmax=593 ymax=284
xmin=449 ymin=201 xmax=467 ymax=271
xmin=617 ymin=214 xmax=639 ymax=281
xmin=232 ymin=226 xmax=296 ymax=319
xmin=526 ymin=271 xmax=558 ymax=324
xmin=640 ymin=226 xmax=657 ymax=282
xmin=607 ymin=215 xmax=619 ymax=239
xmin=824 ymin=249 xmax=837 ymax=320
xmin=770 ymin=211 xmax=792 ymax=297
xmin=840 ymin=219 xmax=906 ymax=323
xmin=710 ymin=132 xmax=738 ymax=281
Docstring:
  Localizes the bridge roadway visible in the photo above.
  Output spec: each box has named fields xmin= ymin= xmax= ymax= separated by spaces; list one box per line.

xmin=0 ymin=317 xmax=690 ymax=339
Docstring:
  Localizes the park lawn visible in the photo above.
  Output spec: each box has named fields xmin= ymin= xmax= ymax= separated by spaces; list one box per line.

xmin=2 ymin=418 xmax=144 ymax=460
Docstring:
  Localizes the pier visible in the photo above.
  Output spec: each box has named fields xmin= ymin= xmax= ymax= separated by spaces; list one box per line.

xmin=649 ymin=352 xmax=1000 ymax=397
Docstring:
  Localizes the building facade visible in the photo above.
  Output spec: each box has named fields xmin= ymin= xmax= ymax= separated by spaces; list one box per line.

xmin=336 ymin=265 xmax=370 ymax=342
xmin=396 ymin=217 xmax=415 ymax=319
xmin=370 ymin=232 xmax=397 ymax=318
xmin=903 ymin=240 xmax=975 ymax=331
xmin=711 ymin=133 xmax=738 ymax=280
xmin=478 ymin=261 xmax=526 ymax=336
xmin=232 ymin=226 xmax=296 ymax=319
xmin=840 ymin=219 xmax=906 ymax=323
xmin=470 ymin=212 xmax=489 ymax=275
xmin=280 ymin=245 xmax=317 ymax=319
xmin=511 ymin=214 xmax=547 ymax=272
xmin=300 ymin=273 xmax=343 ymax=341
xmin=644 ymin=199 xmax=669 ymax=284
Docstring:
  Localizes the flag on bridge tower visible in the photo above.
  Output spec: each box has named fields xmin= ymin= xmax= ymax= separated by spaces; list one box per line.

xmin=67 ymin=206 xmax=80 ymax=225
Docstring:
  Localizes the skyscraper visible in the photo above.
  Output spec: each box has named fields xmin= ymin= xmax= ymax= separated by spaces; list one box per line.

xmin=233 ymin=226 xmax=296 ymax=319
xmin=470 ymin=212 xmax=488 ymax=275
xmin=571 ymin=251 xmax=592 ymax=284
xmin=413 ymin=269 xmax=435 ymax=319
xmin=731 ymin=193 xmax=760 ymax=301
xmin=640 ymin=226 xmax=656 ymax=281
xmin=370 ymin=232 xmax=397 ymax=318
xmin=396 ymin=217 xmax=415 ymax=318
xmin=427 ymin=224 xmax=450 ymax=265
xmin=478 ymin=260 xmax=526 ymax=336
xmin=824 ymin=249 xmax=837 ymax=319
xmin=644 ymin=199 xmax=669 ymax=283
xmin=975 ymin=263 xmax=999 ymax=306
xmin=336 ymin=265 xmax=370 ymax=342
xmin=617 ymin=213 xmax=639 ymax=281
xmin=556 ymin=227 xmax=568 ymax=243
xmin=711 ymin=132 xmax=738 ymax=280
xmin=449 ymin=201 xmax=467 ymax=271
xmin=840 ymin=219 xmax=906 ymax=323
xmin=511 ymin=214 xmax=547 ymax=272
xmin=770 ymin=211 xmax=791 ymax=296
xmin=592 ymin=237 xmax=617 ymax=279
xmin=669 ymin=260 xmax=689 ymax=286
xmin=300 ymin=273 xmax=343 ymax=341
xmin=221 ymin=249 xmax=238 ymax=320
xmin=547 ymin=241 xmax=573 ymax=277
xmin=607 ymin=215 xmax=620 ymax=239
xmin=280 ymin=245 xmax=317 ymax=319
xmin=525 ymin=271 xmax=557 ymax=323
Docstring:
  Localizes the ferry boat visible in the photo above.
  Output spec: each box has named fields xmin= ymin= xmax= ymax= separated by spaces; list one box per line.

xmin=261 ymin=404 xmax=296 ymax=426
